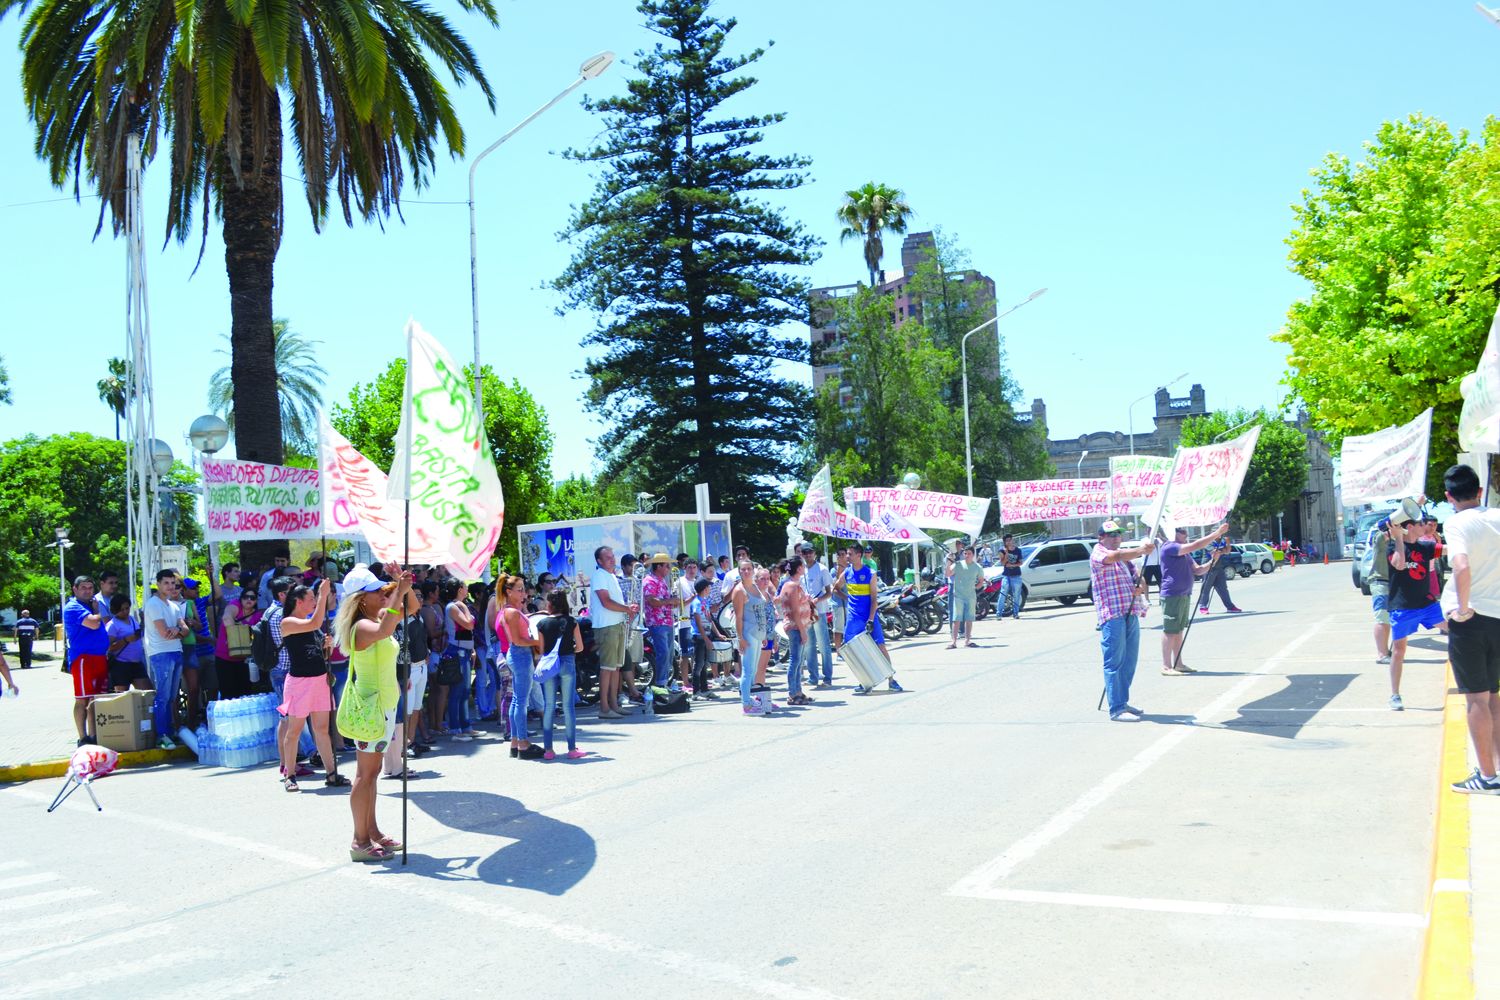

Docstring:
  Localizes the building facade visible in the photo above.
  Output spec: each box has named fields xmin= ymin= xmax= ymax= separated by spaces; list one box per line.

xmin=1018 ymin=384 xmax=1209 ymax=481
xmin=809 ymin=231 xmax=996 ymax=405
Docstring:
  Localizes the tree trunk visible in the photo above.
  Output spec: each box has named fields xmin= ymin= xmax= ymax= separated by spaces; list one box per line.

xmin=222 ymin=69 xmax=285 ymax=572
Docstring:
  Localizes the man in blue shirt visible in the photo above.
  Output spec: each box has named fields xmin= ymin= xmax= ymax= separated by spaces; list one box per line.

xmin=841 ymin=543 xmax=903 ymax=694
xmin=63 ymin=576 xmax=110 ymax=745
xmin=14 ymin=609 xmax=39 ymax=669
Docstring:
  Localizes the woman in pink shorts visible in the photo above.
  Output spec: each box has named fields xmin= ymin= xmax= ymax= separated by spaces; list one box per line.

xmin=276 ymin=579 xmax=347 ymax=792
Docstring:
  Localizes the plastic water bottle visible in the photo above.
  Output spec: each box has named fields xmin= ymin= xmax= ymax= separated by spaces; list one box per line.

xmin=643 ymin=688 xmax=655 ymax=717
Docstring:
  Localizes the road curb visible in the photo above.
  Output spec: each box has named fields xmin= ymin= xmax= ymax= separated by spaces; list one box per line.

xmin=0 ymin=746 xmax=195 ymax=784
xmin=1417 ymin=692 xmax=1475 ymax=1000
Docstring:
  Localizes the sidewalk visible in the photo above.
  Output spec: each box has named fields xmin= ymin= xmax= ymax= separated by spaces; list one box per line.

xmin=0 ymin=641 xmax=90 ymax=769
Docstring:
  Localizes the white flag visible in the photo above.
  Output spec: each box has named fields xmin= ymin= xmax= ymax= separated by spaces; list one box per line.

xmin=797 ymin=464 xmax=836 ymax=535
xmin=1339 ymin=409 xmax=1431 ymax=507
xmin=319 ymin=414 xmax=455 ymax=565
xmin=387 ymin=320 xmax=505 ymax=579
xmin=1459 ymin=304 xmax=1500 ymax=454
xmin=1107 ymin=455 xmax=1174 ymax=516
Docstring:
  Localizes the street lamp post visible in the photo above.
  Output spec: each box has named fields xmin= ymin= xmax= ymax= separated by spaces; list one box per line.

xmin=55 ymin=527 xmax=73 ymax=647
xmin=1128 ymin=372 xmax=1188 ymax=456
xmin=189 ymin=414 xmax=230 ymax=590
xmin=468 ymin=52 xmax=614 ymax=429
xmin=960 ymin=288 xmax=1048 ymax=497
xmin=1075 ymin=451 xmax=1089 ymax=537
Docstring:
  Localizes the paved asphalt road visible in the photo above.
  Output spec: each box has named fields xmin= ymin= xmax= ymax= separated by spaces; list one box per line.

xmin=0 ymin=563 xmax=1447 ymax=999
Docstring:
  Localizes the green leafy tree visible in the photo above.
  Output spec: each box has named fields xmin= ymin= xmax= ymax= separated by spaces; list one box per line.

xmin=836 ymin=182 xmax=914 ymax=288
xmin=0 ymin=355 xmax=10 ymax=405
xmin=553 ymin=0 xmax=820 ymax=559
xmin=330 ymin=359 xmax=553 ymax=571
xmin=1177 ymin=409 xmax=1309 ymax=526
xmin=1275 ymin=114 xmax=1500 ymax=492
xmin=812 ymin=286 xmax=963 ymax=492
xmin=0 ymin=433 xmax=200 ymax=612
xmin=208 ymin=319 xmax=326 ymax=455
xmin=903 ymin=232 xmax=1052 ymax=503
xmin=96 ymin=357 xmax=132 ymax=440
xmin=541 ymin=475 xmax=635 ymax=523
xmin=4 ymin=0 xmax=499 ymax=568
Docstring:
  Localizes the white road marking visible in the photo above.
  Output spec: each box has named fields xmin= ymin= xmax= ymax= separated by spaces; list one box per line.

xmin=6 ymin=789 xmax=858 ymax=1000
xmin=3 ymin=948 xmax=210 ymax=999
xmin=1431 ymin=878 xmax=1471 ymax=895
xmin=967 ymin=888 xmax=1425 ymax=928
xmin=949 ymin=624 xmax=1326 ymax=897
xmin=0 ymin=873 xmax=59 ymax=893
xmin=0 ymin=887 xmax=96 ymax=914
xmin=3 ymin=904 xmax=129 ymax=935
xmin=0 ymin=920 xmax=176 ymax=965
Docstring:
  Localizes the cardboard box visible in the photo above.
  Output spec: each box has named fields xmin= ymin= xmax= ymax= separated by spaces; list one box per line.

xmin=93 ymin=690 xmax=156 ymax=753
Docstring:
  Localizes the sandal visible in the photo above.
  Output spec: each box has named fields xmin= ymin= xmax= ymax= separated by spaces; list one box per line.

xmin=282 ymin=776 xmax=300 ymax=793
xmin=350 ymin=842 xmax=393 ymax=863
xmin=377 ymin=836 xmax=403 ymax=852
xmin=325 ymin=773 xmax=351 ymax=787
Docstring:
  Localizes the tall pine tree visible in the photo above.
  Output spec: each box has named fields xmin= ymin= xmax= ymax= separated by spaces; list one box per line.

xmin=554 ymin=0 xmax=819 ymax=553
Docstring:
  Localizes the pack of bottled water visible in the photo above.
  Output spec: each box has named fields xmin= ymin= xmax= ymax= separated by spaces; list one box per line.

xmin=203 ymin=694 xmax=282 ymax=768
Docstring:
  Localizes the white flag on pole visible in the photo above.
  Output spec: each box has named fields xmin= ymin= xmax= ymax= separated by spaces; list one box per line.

xmin=1339 ymin=409 xmax=1432 ymax=506
xmin=1459 ymin=304 xmax=1500 ymax=454
xmin=387 ymin=320 xmax=505 ymax=579
xmin=1143 ymin=426 xmax=1263 ymax=533
xmin=797 ymin=464 xmax=836 ymax=535
xmin=319 ymin=414 xmax=456 ymax=565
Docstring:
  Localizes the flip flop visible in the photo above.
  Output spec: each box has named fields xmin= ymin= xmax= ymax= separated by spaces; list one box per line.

xmin=377 ymin=836 xmax=403 ymax=852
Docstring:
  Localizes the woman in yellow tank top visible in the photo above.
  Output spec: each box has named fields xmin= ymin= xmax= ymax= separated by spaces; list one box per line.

xmin=334 ymin=563 xmax=413 ymax=863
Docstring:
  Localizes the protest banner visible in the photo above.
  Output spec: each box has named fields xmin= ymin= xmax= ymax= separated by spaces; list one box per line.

xmin=1143 ymin=426 xmax=1263 ymax=532
xmin=797 ymin=464 xmax=836 ymax=535
xmin=829 ymin=506 xmax=934 ymax=545
xmin=997 ymin=478 xmax=1117 ymax=523
xmin=1459 ymin=304 xmax=1500 ymax=454
xmin=1107 ymin=455 xmax=1174 ymax=515
xmin=202 ymin=459 xmax=322 ymax=542
xmin=1339 ymin=409 xmax=1431 ymax=507
xmin=387 ymin=320 xmax=505 ymax=580
xmin=842 ymin=486 xmax=990 ymax=537
xmin=318 ymin=414 xmax=455 ymax=565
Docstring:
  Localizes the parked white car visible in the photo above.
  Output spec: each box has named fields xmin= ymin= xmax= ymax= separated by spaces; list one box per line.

xmin=1235 ymin=542 xmax=1278 ymax=575
xmin=981 ymin=538 xmax=1096 ymax=610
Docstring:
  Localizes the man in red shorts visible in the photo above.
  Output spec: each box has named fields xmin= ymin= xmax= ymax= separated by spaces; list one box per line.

xmin=63 ymin=575 xmax=110 ymax=746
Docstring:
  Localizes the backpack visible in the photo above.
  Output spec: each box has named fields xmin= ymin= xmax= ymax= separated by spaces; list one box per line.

xmin=251 ymin=613 xmax=282 ymax=670
xmin=653 ymin=689 xmax=692 ymax=715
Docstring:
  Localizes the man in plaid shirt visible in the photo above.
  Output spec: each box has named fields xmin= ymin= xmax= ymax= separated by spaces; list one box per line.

xmin=1090 ymin=519 xmax=1155 ymax=722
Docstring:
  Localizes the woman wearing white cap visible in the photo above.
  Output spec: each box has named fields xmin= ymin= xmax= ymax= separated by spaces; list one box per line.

xmin=334 ymin=562 xmax=412 ymax=862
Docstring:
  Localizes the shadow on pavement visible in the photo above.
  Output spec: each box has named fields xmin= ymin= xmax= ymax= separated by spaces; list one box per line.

xmin=375 ymin=789 xmax=595 ymax=895
xmin=1219 ymin=673 xmax=1358 ymax=739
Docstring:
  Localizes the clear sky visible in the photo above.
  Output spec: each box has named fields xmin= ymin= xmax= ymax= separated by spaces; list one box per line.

xmin=1 ymin=0 xmax=1495 ymax=483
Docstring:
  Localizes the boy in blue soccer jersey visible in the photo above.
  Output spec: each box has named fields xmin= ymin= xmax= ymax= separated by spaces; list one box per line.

xmin=839 ymin=543 xmax=903 ymax=694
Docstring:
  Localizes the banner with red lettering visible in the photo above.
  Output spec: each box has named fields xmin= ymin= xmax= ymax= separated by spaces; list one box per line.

xmin=318 ymin=414 xmax=456 ymax=565
xmin=1144 ymin=426 xmax=1263 ymax=532
xmin=842 ymin=487 xmax=990 ymax=537
xmin=202 ymin=459 xmax=322 ymax=542
xmin=997 ymin=478 xmax=1116 ymax=523
xmin=1339 ymin=409 xmax=1432 ymax=506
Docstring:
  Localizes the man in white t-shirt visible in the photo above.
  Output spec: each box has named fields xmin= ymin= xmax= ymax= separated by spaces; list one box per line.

xmin=1441 ymin=464 xmax=1500 ymax=794
xmin=590 ymin=546 xmax=637 ymax=719
xmin=143 ymin=570 xmax=190 ymax=749
xmin=675 ymin=558 xmax=698 ymax=691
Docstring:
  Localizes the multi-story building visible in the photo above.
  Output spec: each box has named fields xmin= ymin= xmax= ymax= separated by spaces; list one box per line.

xmin=809 ymin=231 xmax=996 ymax=405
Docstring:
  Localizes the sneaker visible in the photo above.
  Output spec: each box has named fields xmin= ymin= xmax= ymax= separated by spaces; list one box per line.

xmin=1197 ymin=608 xmax=1210 ymax=616
xmin=1376 ymin=654 xmax=1392 ymax=664
xmin=467 ymin=729 xmax=487 ymax=737
xmin=1451 ymin=770 xmax=1500 ymax=794
xmin=1122 ymin=704 xmax=1144 ymax=717
xmin=1162 ymin=667 xmax=1184 ymax=676
xmin=453 ymin=733 xmax=473 ymax=742
xmin=157 ymin=737 xmax=177 ymax=751
xmin=518 ymin=745 xmax=546 ymax=760
xmin=598 ymin=709 xmax=622 ymax=719
xmin=1226 ymin=607 xmax=1245 ymax=614
xmin=566 ymin=749 xmax=590 ymax=760
xmin=742 ymin=702 xmax=766 ymax=716
xmin=704 ymin=690 xmax=722 ymax=700
xmin=1175 ymin=664 xmax=1197 ymax=674
xmin=1109 ymin=711 xmax=1139 ymax=722
xmin=853 ymin=685 xmax=868 ymax=696
xmin=816 ymin=681 xmax=832 ymax=690
xmin=543 ymin=750 xmax=556 ymax=761
xmin=1389 ymin=694 xmax=1404 ymax=711
xmin=888 ymin=679 xmax=904 ymax=693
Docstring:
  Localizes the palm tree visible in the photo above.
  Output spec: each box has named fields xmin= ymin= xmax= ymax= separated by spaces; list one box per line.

xmin=836 ymin=183 xmax=914 ymax=288
xmin=209 ymin=320 xmax=326 ymax=456
xmin=96 ymin=357 xmax=131 ymax=440
xmin=3 ymin=0 xmax=498 ymax=478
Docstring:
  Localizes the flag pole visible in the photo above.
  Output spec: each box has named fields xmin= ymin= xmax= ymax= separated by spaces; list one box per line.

xmin=317 ymin=422 xmax=341 ymax=787
xmin=400 ymin=332 xmax=414 ymax=867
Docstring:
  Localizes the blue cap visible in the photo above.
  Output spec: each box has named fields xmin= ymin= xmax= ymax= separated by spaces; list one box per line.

xmin=182 ymin=578 xmax=201 ymax=589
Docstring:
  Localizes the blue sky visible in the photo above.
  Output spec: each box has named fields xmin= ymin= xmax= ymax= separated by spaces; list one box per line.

xmin=1 ymin=0 xmax=1495 ymax=483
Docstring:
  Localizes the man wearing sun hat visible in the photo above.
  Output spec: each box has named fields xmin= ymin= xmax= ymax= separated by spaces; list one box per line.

xmin=642 ymin=552 xmax=678 ymax=690
xmin=1090 ymin=519 xmax=1154 ymax=721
